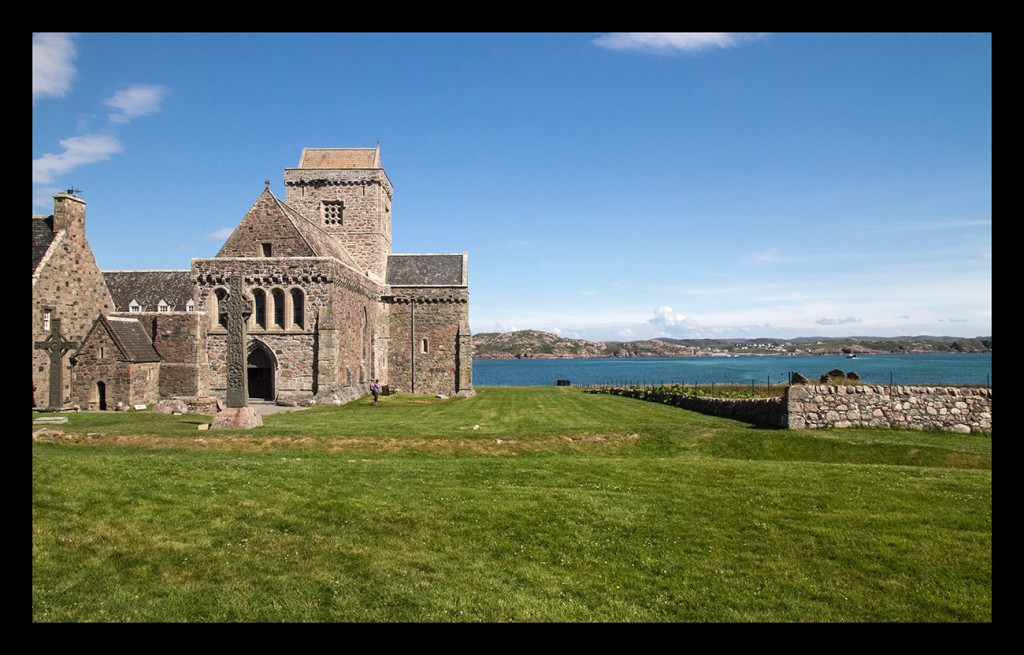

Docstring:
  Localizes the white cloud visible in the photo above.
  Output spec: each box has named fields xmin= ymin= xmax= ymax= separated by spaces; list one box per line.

xmin=647 ymin=306 xmax=707 ymax=337
xmin=33 ymin=33 xmax=77 ymax=104
xmin=649 ymin=306 xmax=689 ymax=327
xmin=206 ymin=228 xmax=234 ymax=240
xmin=33 ymin=187 xmax=64 ymax=211
xmin=105 ymin=85 xmax=170 ymax=124
xmin=593 ymin=33 xmax=766 ymax=53
xmin=816 ymin=317 xmax=862 ymax=326
xmin=32 ymin=134 xmax=123 ymax=184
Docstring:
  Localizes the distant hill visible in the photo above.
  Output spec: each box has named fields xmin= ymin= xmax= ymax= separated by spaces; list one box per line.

xmin=472 ymin=330 xmax=992 ymax=359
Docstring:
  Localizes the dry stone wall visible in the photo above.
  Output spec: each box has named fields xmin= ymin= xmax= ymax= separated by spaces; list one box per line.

xmin=786 ymin=384 xmax=992 ymax=434
xmin=596 ymin=384 xmax=992 ymax=435
xmin=596 ymin=387 xmax=786 ymax=427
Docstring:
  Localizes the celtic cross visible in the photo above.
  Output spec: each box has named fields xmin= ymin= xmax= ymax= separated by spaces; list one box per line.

xmin=34 ymin=318 xmax=79 ymax=410
xmin=219 ymin=275 xmax=253 ymax=408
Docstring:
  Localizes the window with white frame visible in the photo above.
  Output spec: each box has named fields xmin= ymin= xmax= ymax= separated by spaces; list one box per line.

xmin=43 ymin=309 xmax=51 ymax=331
xmin=157 ymin=299 xmax=170 ymax=312
xmin=129 ymin=300 xmax=142 ymax=313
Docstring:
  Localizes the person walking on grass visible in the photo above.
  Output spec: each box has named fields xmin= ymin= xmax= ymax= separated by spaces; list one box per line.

xmin=370 ymin=379 xmax=381 ymax=405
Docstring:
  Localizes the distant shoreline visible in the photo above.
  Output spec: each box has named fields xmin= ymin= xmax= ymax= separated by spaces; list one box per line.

xmin=473 ymin=350 xmax=989 ymax=360
xmin=471 ymin=330 xmax=991 ymax=360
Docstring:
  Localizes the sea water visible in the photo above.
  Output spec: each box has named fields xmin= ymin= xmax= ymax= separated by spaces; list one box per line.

xmin=472 ymin=353 xmax=992 ymax=387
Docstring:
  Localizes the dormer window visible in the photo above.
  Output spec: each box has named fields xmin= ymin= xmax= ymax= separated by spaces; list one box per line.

xmin=322 ymin=200 xmax=344 ymax=226
xmin=185 ymin=299 xmax=195 ymax=312
xmin=129 ymin=300 xmax=142 ymax=313
xmin=157 ymin=299 xmax=170 ymax=312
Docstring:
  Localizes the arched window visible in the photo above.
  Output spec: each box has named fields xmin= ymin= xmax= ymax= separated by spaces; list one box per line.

xmin=213 ymin=288 xmax=228 ymax=328
xmin=252 ymin=288 xmax=267 ymax=329
xmin=291 ymin=288 xmax=305 ymax=329
xmin=272 ymin=288 xmax=285 ymax=329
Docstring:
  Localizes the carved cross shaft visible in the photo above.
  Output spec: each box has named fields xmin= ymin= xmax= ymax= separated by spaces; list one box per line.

xmin=34 ymin=318 xmax=79 ymax=410
xmin=219 ymin=275 xmax=253 ymax=408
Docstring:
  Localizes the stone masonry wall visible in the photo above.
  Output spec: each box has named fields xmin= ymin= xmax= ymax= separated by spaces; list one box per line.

xmin=596 ymin=384 xmax=992 ymax=435
xmin=147 ymin=312 xmax=209 ymax=398
xmin=597 ymin=387 xmax=786 ymax=427
xmin=786 ymin=384 xmax=992 ymax=434
xmin=388 ymin=287 xmax=470 ymax=396
xmin=70 ymin=325 xmax=160 ymax=409
xmin=195 ymin=258 xmax=383 ymax=405
xmin=32 ymin=195 xmax=115 ymax=408
xmin=283 ymin=169 xmax=393 ymax=280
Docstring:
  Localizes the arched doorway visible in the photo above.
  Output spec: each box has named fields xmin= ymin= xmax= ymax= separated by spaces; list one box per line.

xmin=247 ymin=342 xmax=275 ymax=401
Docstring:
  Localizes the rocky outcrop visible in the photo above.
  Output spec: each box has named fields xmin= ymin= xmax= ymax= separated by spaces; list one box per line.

xmin=473 ymin=331 xmax=992 ymax=359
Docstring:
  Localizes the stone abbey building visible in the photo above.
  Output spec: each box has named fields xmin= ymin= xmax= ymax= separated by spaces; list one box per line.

xmin=32 ymin=147 xmax=474 ymax=411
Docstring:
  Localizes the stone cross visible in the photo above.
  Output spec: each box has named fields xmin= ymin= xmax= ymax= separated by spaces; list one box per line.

xmin=219 ymin=275 xmax=253 ymax=408
xmin=34 ymin=318 xmax=79 ymax=410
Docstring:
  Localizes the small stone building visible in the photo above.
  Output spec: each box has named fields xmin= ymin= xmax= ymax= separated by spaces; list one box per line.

xmin=32 ymin=146 xmax=473 ymax=410
xmin=71 ymin=315 xmax=162 ymax=410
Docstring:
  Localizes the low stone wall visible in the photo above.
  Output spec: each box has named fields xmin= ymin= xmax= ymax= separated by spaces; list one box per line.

xmin=152 ymin=396 xmax=222 ymax=416
xmin=787 ymin=385 xmax=991 ymax=434
xmin=594 ymin=388 xmax=787 ymax=428
xmin=592 ymin=384 xmax=992 ymax=434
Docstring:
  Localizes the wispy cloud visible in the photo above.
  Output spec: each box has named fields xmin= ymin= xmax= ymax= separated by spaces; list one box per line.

xmin=33 ymin=36 xmax=169 ymax=194
xmin=816 ymin=317 xmax=862 ymax=326
xmin=105 ymin=85 xmax=170 ymax=124
xmin=32 ymin=134 xmax=123 ymax=184
xmin=593 ymin=33 xmax=766 ymax=53
xmin=861 ymin=219 xmax=992 ymax=234
xmin=206 ymin=228 xmax=234 ymax=240
xmin=33 ymin=33 xmax=77 ymax=104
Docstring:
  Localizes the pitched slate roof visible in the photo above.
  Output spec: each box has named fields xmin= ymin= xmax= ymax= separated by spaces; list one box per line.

xmin=386 ymin=254 xmax=467 ymax=287
xmin=98 ymin=315 xmax=161 ymax=363
xmin=297 ymin=147 xmax=381 ymax=169
xmin=103 ymin=270 xmax=194 ymax=312
xmin=32 ymin=216 xmax=55 ymax=273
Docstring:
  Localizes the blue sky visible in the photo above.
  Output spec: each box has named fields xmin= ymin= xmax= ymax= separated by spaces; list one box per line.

xmin=33 ymin=32 xmax=991 ymax=341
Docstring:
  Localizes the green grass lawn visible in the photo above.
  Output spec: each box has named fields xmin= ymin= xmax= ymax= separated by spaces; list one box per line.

xmin=32 ymin=386 xmax=991 ymax=622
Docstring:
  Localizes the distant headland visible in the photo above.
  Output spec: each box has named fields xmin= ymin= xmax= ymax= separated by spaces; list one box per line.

xmin=472 ymin=330 xmax=992 ymax=360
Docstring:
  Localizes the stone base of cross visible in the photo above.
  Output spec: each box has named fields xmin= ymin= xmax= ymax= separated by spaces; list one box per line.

xmin=210 ymin=406 xmax=263 ymax=430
